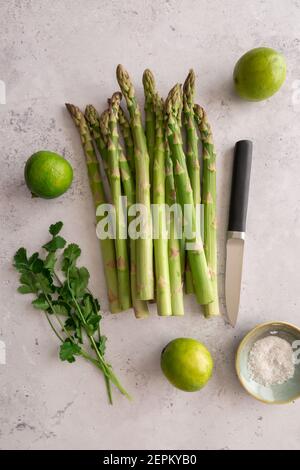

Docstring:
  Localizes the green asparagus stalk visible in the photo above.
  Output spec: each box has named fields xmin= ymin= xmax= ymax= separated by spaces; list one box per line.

xmin=194 ymin=104 xmax=220 ymax=317
xmin=110 ymin=96 xmax=149 ymax=319
xmin=183 ymin=70 xmax=201 ymax=205
xmin=184 ymin=260 xmax=194 ymax=294
xmin=86 ymin=105 xmax=131 ymax=193
xmin=120 ymin=144 xmax=149 ymax=319
xmin=165 ymin=85 xmax=213 ymax=306
xmin=85 ymin=105 xmax=108 ymax=163
xmin=84 ymin=105 xmax=112 ymax=196
xmin=118 ymin=105 xmax=135 ymax=174
xmin=183 ymin=70 xmax=200 ymax=295
xmin=165 ymin=139 xmax=184 ymax=316
xmin=86 ymin=105 xmax=148 ymax=318
xmin=152 ymin=95 xmax=172 ymax=316
xmin=120 ymin=146 xmax=149 ymax=319
xmin=117 ymin=65 xmax=154 ymax=301
xmin=99 ymin=109 xmax=110 ymax=146
xmin=98 ymin=110 xmax=112 ymax=184
xmin=142 ymin=69 xmax=156 ymax=186
xmin=107 ymin=98 xmax=135 ymax=192
xmin=107 ymin=93 xmax=132 ymax=311
xmin=65 ymin=103 xmax=121 ymax=313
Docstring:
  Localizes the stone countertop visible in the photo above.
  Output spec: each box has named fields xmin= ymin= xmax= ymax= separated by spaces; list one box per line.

xmin=1 ymin=0 xmax=300 ymax=450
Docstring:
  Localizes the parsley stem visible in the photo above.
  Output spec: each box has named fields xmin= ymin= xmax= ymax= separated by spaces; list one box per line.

xmin=80 ymin=350 xmax=113 ymax=404
xmin=45 ymin=287 xmax=115 ymax=400
xmin=53 ymin=272 xmax=63 ymax=286
xmin=105 ymin=376 xmax=113 ymax=405
xmin=44 ymin=311 xmax=64 ymax=342
xmin=66 ymin=269 xmax=129 ymax=398
xmin=44 ymin=292 xmax=73 ymax=340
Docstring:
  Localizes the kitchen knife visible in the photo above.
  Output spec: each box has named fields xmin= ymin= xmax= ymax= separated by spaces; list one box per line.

xmin=225 ymin=140 xmax=252 ymax=327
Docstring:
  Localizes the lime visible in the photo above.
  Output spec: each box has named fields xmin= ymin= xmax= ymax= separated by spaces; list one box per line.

xmin=25 ymin=151 xmax=73 ymax=199
xmin=161 ymin=338 xmax=213 ymax=392
xmin=233 ymin=47 xmax=286 ymax=101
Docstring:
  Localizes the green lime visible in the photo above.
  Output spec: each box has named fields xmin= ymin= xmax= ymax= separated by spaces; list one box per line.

xmin=161 ymin=338 xmax=213 ymax=392
xmin=233 ymin=47 xmax=286 ymax=101
xmin=25 ymin=151 xmax=73 ymax=199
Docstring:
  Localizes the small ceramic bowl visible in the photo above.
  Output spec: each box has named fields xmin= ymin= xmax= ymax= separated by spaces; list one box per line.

xmin=236 ymin=321 xmax=300 ymax=404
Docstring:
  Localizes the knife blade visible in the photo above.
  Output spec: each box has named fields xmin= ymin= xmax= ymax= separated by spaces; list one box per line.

xmin=225 ymin=140 xmax=252 ymax=326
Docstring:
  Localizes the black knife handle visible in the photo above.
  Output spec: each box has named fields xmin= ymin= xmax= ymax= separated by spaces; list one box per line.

xmin=228 ymin=140 xmax=252 ymax=233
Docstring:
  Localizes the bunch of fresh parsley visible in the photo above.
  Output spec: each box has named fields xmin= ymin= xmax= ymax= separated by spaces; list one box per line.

xmin=13 ymin=221 xmax=130 ymax=404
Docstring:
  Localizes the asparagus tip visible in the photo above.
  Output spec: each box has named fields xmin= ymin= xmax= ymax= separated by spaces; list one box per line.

xmin=142 ymin=69 xmax=156 ymax=98
xmin=109 ymin=92 xmax=122 ymax=107
xmin=116 ymin=64 xmax=128 ymax=84
xmin=84 ymin=104 xmax=100 ymax=126
xmin=117 ymin=65 xmax=135 ymax=100
xmin=183 ymin=69 xmax=195 ymax=92
xmin=165 ymin=83 xmax=182 ymax=116
xmin=99 ymin=109 xmax=110 ymax=138
xmin=65 ymin=103 xmax=81 ymax=120
xmin=116 ymin=63 xmax=125 ymax=74
xmin=194 ymin=103 xmax=205 ymax=123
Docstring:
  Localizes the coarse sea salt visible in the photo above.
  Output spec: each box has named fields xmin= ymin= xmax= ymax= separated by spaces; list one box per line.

xmin=248 ymin=335 xmax=295 ymax=387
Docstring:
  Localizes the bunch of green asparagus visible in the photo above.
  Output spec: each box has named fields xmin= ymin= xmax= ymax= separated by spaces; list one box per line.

xmin=66 ymin=66 xmax=219 ymax=318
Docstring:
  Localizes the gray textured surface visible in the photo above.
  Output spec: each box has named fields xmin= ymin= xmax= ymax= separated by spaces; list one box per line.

xmin=1 ymin=0 xmax=300 ymax=450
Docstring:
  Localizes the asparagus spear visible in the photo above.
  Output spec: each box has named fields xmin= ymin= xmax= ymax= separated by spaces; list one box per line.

xmin=117 ymin=65 xmax=154 ymax=301
xmin=98 ymin=110 xmax=112 ymax=184
xmin=107 ymin=93 xmax=132 ymax=311
xmin=183 ymin=70 xmax=201 ymax=205
xmin=194 ymin=104 xmax=220 ymax=317
xmin=85 ymin=105 xmax=108 ymax=164
xmin=120 ymin=143 xmax=149 ymax=319
xmin=184 ymin=260 xmax=194 ymax=294
xmin=165 ymin=139 xmax=184 ymax=316
xmin=142 ymin=69 xmax=156 ymax=186
xmin=109 ymin=96 xmax=149 ymax=319
xmin=84 ymin=105 xmax=112 ymax=196
xmin=165 ymin=85 xmax=213 ymax=306
xmin=119 ymin=146 xmax=149 ymax=319
xmin=183 ymin=70 xmax=200 ymax=295
xmin=99 ymin=109 xmax=110 ymax=146
xmin=86 ymin=104 xmax=148 ymax=318
xmin=118 ymin=105 xmax=135 ymax=174
xmin=65 ymin=103 xmax=121 ymax=313
xmin=86 ymin=105 xmax=132 ymax=194
xmin=107 ymin=98 xmax=135 ymax=196
xmin=152 ymin=94 xmax=172 ymax=316
xmin=100 ymin=108 xmax=135 ymax=200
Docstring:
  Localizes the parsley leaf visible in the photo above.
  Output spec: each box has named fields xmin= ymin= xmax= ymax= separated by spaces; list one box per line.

xmin=18 ymin=284 xmax=36 ymax=294
xmin=69 ymin=267 xmax=89 ymax=298
xmin=14 ymin=248 xmax=29 ymax=273
xmin=49 ymin=221 xmax=63 ymax=236
xmin=59 ymin=340 xmax=81 ymax=363
xmin=43 ymin=236 xmax=66 ymax=253
xmin=61 ymin=244 xmax=81 ymax=273
xmin=44 ymin=252 xmax=57 ymax=271
xmin=52 ymin=301 xmax=69 ymax=316
xmin=86 ymin=314 xmax=101 ymax=334
xmin=96 ymin=336 xmax=107 ymax=356
xmin=32 ymin=294 xmax=49 ymax=310
xmin=35 ymin=271 xmax=53 ymax=294
xmin=81 ymin=294 xmax=93 ymax=318
xmin=18 ymin=271 xmax=38 ymax=294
